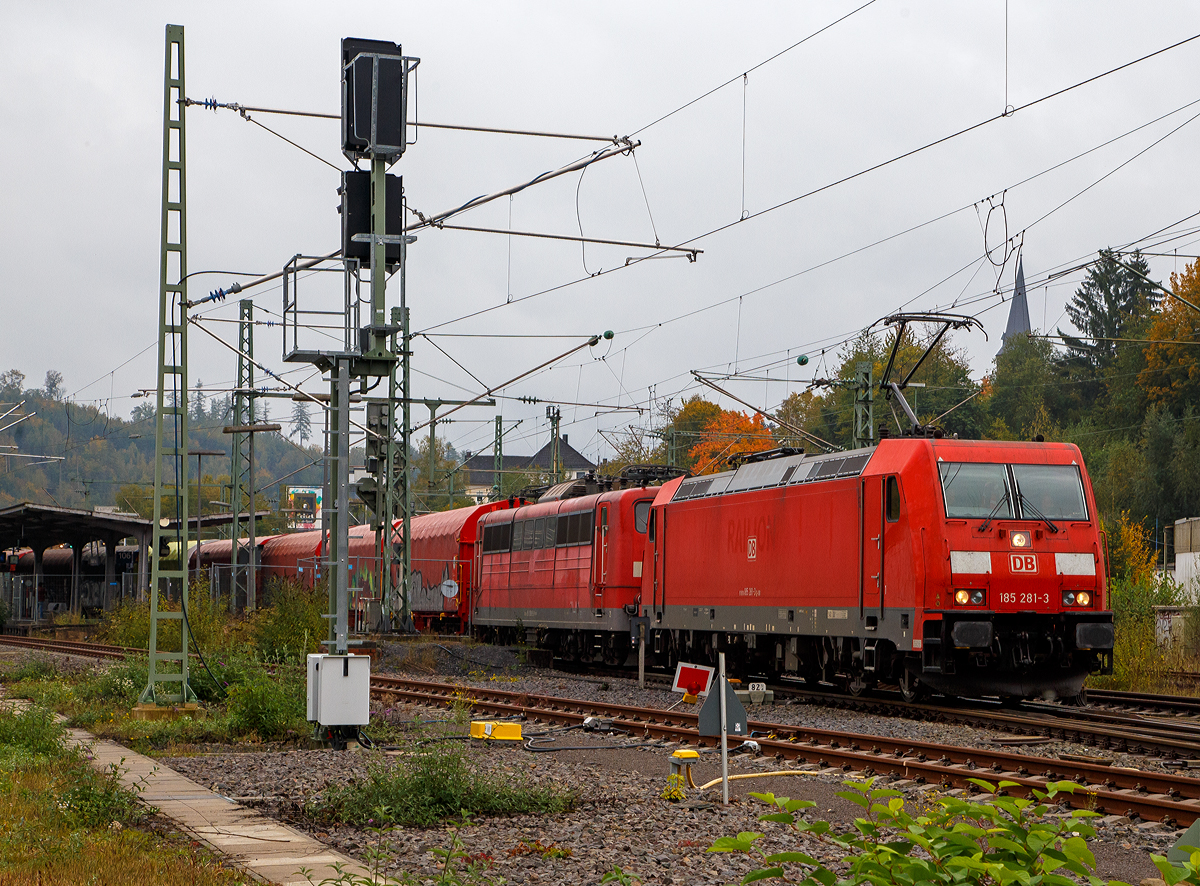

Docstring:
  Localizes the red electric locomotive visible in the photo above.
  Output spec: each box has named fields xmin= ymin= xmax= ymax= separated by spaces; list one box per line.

xmin=472 ymin=480 xmax=659 ymax=664
xmin=640 ymin=437 xmax=1113 ymax=702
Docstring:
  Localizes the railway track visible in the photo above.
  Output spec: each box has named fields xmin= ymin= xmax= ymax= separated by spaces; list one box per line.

xmin=0 ymin=635 xmax=134 ymax=660
xmin=6 ymin=636 xmax=1200 ymax=825
xmin=7 ymin=634 xmax=1200 ymax=761
xmin=372 ymin=674 xmax=1200 ymax=826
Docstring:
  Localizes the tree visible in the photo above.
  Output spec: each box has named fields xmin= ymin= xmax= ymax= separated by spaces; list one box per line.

xmin=1140 ymin=258 xmax=1200 ymax=413
xmin=415 ymin=433 xmax=470 ymax=511
xmin=43 ymin=370 xmax=64 ymax=400
xmin=656 ymin=395 xmax=722 ymax=471
xmin=985 ymin=333 xmax=1063 ymax=439
xmin=190 ymin=380 xmax=207 ymax=422
xmin=0 ymin=369 xmax=25 ymax=400
xmin=1059 ymin=250 xmax=1157 ymax=367
xmin=130 ymin=401 xmax=156 ymax=424
xmin=290 ymin=401 xmax=313 ymax=444
xmin=687 ymin=410 xmax=775 ymax=475
xmin=774 ymin=391 xmax=826 ymax=449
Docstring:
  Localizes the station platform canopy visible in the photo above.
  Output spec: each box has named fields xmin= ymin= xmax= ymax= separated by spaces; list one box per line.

xmin=0 ymin=503 xmax=151 ymax=553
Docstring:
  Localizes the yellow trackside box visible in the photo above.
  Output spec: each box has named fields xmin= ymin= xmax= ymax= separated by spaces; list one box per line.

xmin=470 ymin=720 xmax=523 ymax=741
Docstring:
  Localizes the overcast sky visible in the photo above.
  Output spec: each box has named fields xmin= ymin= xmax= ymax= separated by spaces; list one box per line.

xmin=3 ymin=1 xmax=1199 ymax=466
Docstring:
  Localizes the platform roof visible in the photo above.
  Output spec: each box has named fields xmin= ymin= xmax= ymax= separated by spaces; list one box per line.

xmin=0 ymin=503 xmax=151 ymax=552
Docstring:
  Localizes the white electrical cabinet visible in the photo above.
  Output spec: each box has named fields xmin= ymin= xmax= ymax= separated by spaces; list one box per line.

xmin=306 ymin=653 xmax=371 ymax=726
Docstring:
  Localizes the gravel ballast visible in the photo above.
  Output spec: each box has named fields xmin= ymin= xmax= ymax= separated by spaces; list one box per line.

xmin=154 ymin=641 xmax=1187 ymax=884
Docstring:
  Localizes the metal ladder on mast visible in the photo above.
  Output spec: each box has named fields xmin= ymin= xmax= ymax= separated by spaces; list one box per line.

xmin=140 ymin=23 xmax=196 ymax=707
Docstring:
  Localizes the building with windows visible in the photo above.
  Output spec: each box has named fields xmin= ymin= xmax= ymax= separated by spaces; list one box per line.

xmin=460 ymin=435 xmax=595 ymax=504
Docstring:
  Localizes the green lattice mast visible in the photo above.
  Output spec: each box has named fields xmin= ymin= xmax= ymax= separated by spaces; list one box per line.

xmin=139 ymin=24 xmax=196 ymax=708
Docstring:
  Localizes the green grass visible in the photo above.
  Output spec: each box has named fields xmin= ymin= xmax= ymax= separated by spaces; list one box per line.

xmin=1 ymin=652 xmax=310 ymax=752
xmin=0 ymin=704 xmax=247 ymax=884
xmin=309 ymin=736 xmax=578 ymax=828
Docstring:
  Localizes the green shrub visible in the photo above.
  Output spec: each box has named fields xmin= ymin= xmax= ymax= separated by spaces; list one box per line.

xmin=252 ymin=580 xmax=327 ymax=664
xmin=1108 ymin=572 xmax=1183 ymax=627
xmin=0 ymin=705 xmax=66 ymax=756
xmin=0 ymin=655 xmax=63 ymax=684
xmin=59 ymin=759 xmax=151 ymax=828
xmin=98 ymin=588 xmax=235 ymax=657
xmin=186 ymin=653 xmax=254 ymax=702
xmin=99 ymin=598 xmax=153 ymax=649
xmin=310 ymin=738 xmax=577 ymax=827
xmin=709 ymin=778 xmax=1182 ymax=886
xmin=75 ymin=658 xmax=148 ymax=707
xmin=225 ymin=672 xmax=305 ymax=740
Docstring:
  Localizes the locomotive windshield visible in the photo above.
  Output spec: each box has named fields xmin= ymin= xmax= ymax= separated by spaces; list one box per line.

xmin=939 ymin=462 xmax=1088 ymax=521
xmin=939 ymin=463 xmax=1013 ymax=519
xmin=1011 ymin=464 xmax=1088 ymax=521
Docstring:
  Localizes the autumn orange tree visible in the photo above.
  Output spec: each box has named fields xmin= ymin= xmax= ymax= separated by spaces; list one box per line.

xmin=1140 ymin=259 xmax=1200 ymax=411
xmin=686 ymin=410 xmax=776 ymax=475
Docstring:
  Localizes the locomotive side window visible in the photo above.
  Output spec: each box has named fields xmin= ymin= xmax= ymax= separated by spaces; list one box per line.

xmin=886 ymin=476 xmax=901 ymax=523
xmin=634 ymin=501 xmax=651 ymax=533
xmin=556 ymin=514 xmax=570 ymax=545
xmin=512 ymin=520 xmax=525 ymax=550
xmin=1011 ymin=464 xmax=1088 ymax=521
xmin=544 ymin=515 xmax=557 ymax=548
xmin=939 ymin=463 xmax=1013 ymax=519
xmin=482 ymin=523 xmax=512 ymax=554
xmin=561 ymin=511 xmax=592 ymax=545
xmin=648 ymin=509 xmax=655 ymax=542
xmin=532 ymin=518 xmax=545 ymax=548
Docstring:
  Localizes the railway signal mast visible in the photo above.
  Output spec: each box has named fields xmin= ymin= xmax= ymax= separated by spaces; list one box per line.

xmin=280 ymin=38 xmax=420 ymax=747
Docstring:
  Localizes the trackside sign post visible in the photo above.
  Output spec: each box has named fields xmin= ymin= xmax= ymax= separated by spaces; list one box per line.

xmin=698 ymin=653 xmax=748 ymax=805
xmin=671 ymin=661 xmax=715 ymax=699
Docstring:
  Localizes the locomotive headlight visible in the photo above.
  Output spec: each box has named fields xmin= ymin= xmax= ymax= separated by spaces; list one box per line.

xmin=1077 ymin=591 xmax=1091 ymax=606
xmin=970 ymin=590 xmax=985 ymax=605
xmin=1063 ymin=591 xmax=1077 ymax=606
xmin=955 ymin=589 xmax=971 ymax=605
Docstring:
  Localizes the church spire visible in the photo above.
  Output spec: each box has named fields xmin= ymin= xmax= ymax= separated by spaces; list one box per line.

xmin=1000 ymin=257 xmax=1032 ymax=352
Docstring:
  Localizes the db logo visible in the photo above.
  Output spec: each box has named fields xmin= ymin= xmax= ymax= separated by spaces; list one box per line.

xmin=1009 ymin=553 xmax=1038 ymax=573
xmin=747 ymin=536 xmax=757 ymax=561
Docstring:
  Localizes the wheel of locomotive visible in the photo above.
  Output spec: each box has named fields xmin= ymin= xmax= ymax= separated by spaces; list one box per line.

xmin=898 ymin=664 xmax=926 ymax=704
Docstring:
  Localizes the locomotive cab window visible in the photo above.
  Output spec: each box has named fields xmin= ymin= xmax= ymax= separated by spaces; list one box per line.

xmin=886 ymin=476 xmax=901 ymax=523
xmin=634 ymin=501 xmax=651 ymax=533
xmin=1011 ymin=464 xmax=1088 ymax=521
xmin=939 ymin=463 xmax=1013 ymax=520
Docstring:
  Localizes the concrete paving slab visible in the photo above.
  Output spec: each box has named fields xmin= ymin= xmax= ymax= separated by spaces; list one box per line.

xmin=62 ymin=725 xmax=373 ymax=883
